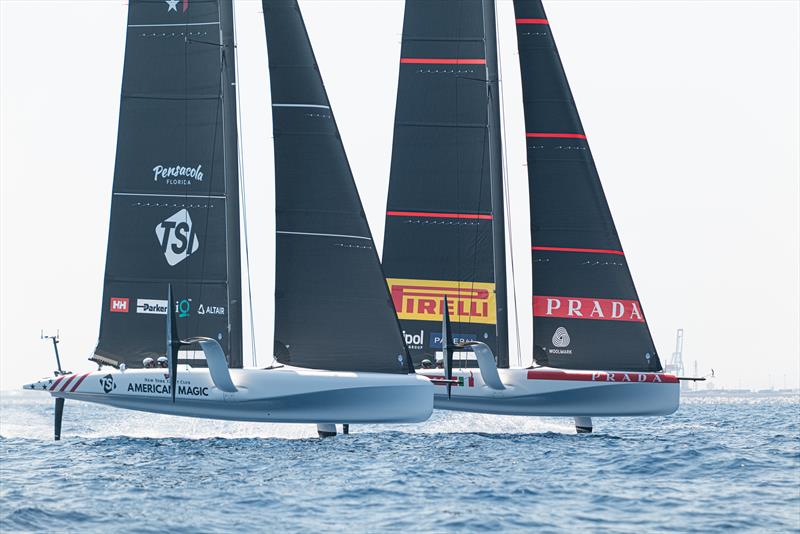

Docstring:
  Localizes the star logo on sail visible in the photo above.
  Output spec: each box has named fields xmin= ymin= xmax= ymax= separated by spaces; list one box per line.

xmin=155 ymin=209 xmax=200 ymax=266
xmin=164 ymin=0 xmax=188 ymax=13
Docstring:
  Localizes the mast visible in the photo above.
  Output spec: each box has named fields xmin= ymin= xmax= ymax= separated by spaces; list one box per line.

xmin=219 ymin=0 xmax=243 ymax=369
xmin=483 ymin=0 xmax=509 ymax=368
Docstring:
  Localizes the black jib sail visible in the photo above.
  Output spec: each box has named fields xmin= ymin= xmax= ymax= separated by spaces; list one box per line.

xmin=514 ymin=0 xmax=661 ymax=372
xmin=94 ymin=0 xmax=243 ymax=369
xmin=263 ymin=0 xmax=412 ymax=374
xmin=382 ymin=0 xmax=510 ymax=368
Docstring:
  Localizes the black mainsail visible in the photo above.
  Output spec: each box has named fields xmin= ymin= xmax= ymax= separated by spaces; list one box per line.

xmin=94 ymin=0 xmax=242 ymax=369
xmin=514 ymin=0 xmax=661 ymax=371
xmin=263 ymin=0 xmax=412 ymax=374
xmin=381 ymin=0 xmax=509 ymax=368
xmin=384 ymin=0 xmax=662 ymax=373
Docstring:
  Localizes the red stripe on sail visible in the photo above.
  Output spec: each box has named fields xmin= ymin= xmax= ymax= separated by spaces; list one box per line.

xmin=526 ymin=132 xmax=587 ymax=139
xmin=516 ymin=18 xmax=549 ymax=25
xmin=58 ymin=374 xmax=77 ymax=392
xmin=533 ymin=295 xmax=645 ymax=323
xmin=183 ymin=0 xmax=189 ymax=13
xmin=387 ymin=211 xmax=493 ymax=220
xmin=527 ymin=370 xmax=678 ymax=384
xmin=400 ymin=58 xmax=486 ymax=65
xmin=69 ymin=372 xmax=91 ymax=393
xmin=49 ymin=376 xmax=65 ymax=391
xmin=532 ymin=246 xmax=624 ymax=256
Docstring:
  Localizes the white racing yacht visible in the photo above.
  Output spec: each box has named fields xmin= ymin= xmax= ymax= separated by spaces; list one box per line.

xmin=381 ymin=0 xmax=682 ymax=432
xmin=25 ymin=0 xmax=432 ymax=439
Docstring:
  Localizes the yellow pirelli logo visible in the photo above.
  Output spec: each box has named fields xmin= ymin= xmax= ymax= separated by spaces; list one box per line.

xmin=387 ymin=278 xmax=496 ymax=325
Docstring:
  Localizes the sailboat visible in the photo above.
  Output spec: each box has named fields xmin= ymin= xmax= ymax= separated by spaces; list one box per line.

xmin=24 ymin=0 xmax=432 ymax=439
xmin=382 ymin=0 xmax=679 ymax=432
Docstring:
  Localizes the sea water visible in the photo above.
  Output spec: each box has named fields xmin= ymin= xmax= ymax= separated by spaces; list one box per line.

xmin=1 ymin=391 xmax=798 ymax=532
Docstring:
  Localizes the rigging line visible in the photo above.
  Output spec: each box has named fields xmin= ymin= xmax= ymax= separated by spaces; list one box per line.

xmin=494 ymin=2 xmax=523 ymax=368
xmin=186 ymin=7 xmax=224 ymax=365
xmin=231 ymin=0 xmax=259 ymax=368
xmin=479 ymin=0 xmax=498 ymax=363
xmin=458 ymin=1 xmax=483 ymax=353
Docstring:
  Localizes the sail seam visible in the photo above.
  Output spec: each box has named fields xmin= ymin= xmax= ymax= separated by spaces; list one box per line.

xmin=272 ymin=103 xmax=330 ymax=109
xmin=113 ymin=192 xmax=226 ymax=199
xmin=128 ymin=22 xmax=220 ymax=28
xmin=276 ymin=231 xmax=371 ymax=241
xmin=532 ymin=246 xmax=624 ymax=255
xmin=396 ymin=121 xmax=486 ymax=129
xmin=121 ymin=94 xmax=219 ymax=100
xmin=401 ymin=58 xmax=486 ymax=64
xmin=526 ymin=132 xmax=586 ymax=139
xmin=387 ymin=210 xmax=492 ymax=220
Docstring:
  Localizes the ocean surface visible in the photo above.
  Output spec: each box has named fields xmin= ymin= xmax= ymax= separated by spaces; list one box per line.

xmin=1 ymin=391 xmax=798 ymax=533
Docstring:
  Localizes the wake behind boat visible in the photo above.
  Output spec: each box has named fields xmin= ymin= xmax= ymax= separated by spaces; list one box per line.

xmin=24 ymin=0 xmax=432 ymax=438
xmin=382 ymin=0 xmax=680 ymax=431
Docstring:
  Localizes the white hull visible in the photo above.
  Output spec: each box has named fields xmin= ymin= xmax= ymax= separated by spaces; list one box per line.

xmin=420 ymin=367 xmax=680 ymax=417
xmin=24 ymin=366 xmax=433 ymax=424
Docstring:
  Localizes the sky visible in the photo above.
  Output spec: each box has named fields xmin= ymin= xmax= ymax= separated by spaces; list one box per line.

xmin=1 ymin=0 xmax=798 ymax=392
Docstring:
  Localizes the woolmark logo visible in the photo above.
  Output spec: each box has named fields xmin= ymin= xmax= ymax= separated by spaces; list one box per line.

xmin=153 ymin=164 xmax=203 ymax=186
xmin=552 ymin=327 xmax=570 ymax=348
xmin=155 ymin=209 xmax=199 ymax=266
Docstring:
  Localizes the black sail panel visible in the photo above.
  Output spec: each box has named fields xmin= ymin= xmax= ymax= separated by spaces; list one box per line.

xmin=95 ymin=0 xmax=242 ymax=368
xmin=382 ymin=0 xmax=508 ymax=367
xmin=514 ymin=0 xmax=661 ymax=372
xmin=263 ymin=0 xmax=412 ymax=374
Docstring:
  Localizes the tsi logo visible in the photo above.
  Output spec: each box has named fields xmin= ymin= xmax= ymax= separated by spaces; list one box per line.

xmin=99 ymin=374 xmax=116 ymax=394
xmin=155 ymin=209 xmax=200 ymax=266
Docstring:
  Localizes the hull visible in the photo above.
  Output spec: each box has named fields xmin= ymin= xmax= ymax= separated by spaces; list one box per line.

xmin=24 ymin=366 xmax=433 ymax=424
xmin=420 ymin=368 xmax=679 ymax=416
